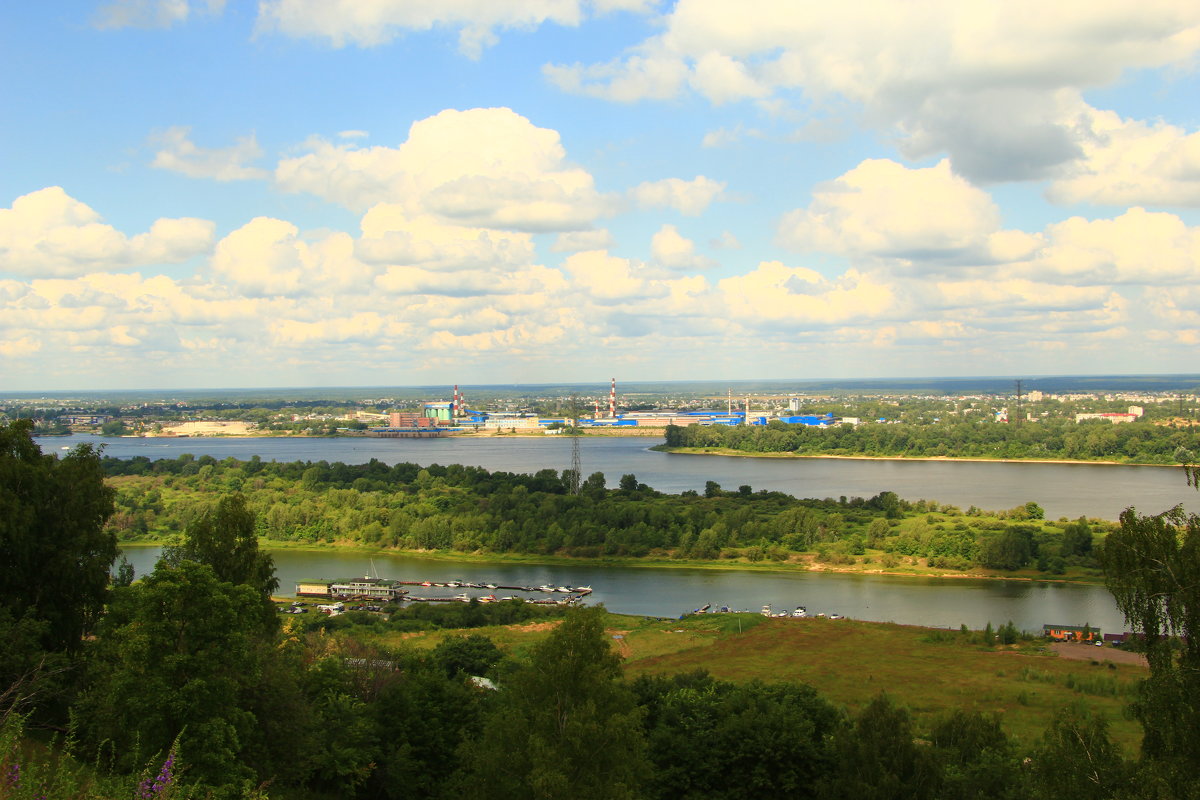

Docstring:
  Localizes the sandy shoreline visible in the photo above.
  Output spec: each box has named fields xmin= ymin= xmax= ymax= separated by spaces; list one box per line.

xmin=658 ymin=446 xmax=1179 ymax=469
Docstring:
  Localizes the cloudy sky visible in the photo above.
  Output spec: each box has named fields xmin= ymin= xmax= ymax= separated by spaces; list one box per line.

xmin=3 ymin=1 xmax=1200 ymax=390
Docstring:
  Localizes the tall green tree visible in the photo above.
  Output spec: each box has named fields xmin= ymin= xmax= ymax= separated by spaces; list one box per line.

xmin=0 ymin=420 xmax=116 ymax=653
xmin=820 ymin=694 xmax=941 ymax=800
xmin=930 ymin=709 xmax=1028 ymax=800
xmin=455 ymin=605 xmax=648 ymax=799
xmin=1030 ymin=707 xmax=1126 ymax=800
xmin=161 ymin=493 xmax=278 ymax=628
xmin=635 ymin=670 xmax=838 ymax=799
xmin=75 ymin=560 xmax=273 ymax=789
xmin=1103 ymin=504 xmax=1200 ymax=799
xmin=1061 ymin=517 xmax=1094 ymax=558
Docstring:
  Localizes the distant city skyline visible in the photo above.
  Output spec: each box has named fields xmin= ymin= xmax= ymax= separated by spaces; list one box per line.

xmin=3 ymin=2 xmax=1200 ymax=390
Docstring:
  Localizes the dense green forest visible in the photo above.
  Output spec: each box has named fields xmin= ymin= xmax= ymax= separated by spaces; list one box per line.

xmin=101 ymin=452 xmax=1103 ymax=575
xmin=4 ymin=419 xmax=1200 ymax=798
xmin=663 ymin=418 xmax=1200 ymax=464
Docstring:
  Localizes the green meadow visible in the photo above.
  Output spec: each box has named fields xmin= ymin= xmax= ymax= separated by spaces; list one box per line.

xmin=374 ymin=611 xmax=1145 ymax=752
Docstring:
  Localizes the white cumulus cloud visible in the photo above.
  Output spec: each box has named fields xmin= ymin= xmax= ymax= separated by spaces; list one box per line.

xmin=150 ymin=127 xmax=268 ymax=181
xmin=94 ymin=0 xmax=225 ymax=29
xmin=719 ymin=261 xmax=896 ymax=329
xmin=631 ymin=175 xmax=726 ymax=216
xmin=547 ymin=1 xmax=1200 ymax=182
xmin=1029 ymin=208 xmax=1200 ymax=285
xmin=356 ymin=206 xmax=536 ymax=270
xmin=778 ymin=159 xmax=1039 ymax=266
xmin=650 ymin=224 xmax=716 ymax=271
xmin=255 ymin=0 xmax=649 ymax=58
xmin=0 ymin=187 xmax=214 ymax=278
xmin=210 ymin=217 xmax=367 ymax=297
xmin=1047 ymin=106 xmax=1200 ymax=207
xmin=276 ymin=108 xmax=611 ymax=231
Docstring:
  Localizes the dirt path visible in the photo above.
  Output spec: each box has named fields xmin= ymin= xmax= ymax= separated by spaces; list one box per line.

xmin=1051 ymin=641 xmax=1147 ymax=667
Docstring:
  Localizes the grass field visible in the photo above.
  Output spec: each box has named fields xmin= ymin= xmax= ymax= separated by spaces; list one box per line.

xmin=375 ymin=611 xmax=1145 ymax=753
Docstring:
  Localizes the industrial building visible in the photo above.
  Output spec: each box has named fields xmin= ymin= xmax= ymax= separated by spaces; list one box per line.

xmin=366 ymin=381 xmax=854 ymax=437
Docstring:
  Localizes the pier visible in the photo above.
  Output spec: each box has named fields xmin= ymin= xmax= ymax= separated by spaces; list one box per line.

xmin=295 ymin=577 xmax=593 ymax=605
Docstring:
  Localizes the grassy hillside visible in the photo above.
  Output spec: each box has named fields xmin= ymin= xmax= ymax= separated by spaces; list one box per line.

xmin=371 ymin=611 xmax=1144 ymax=752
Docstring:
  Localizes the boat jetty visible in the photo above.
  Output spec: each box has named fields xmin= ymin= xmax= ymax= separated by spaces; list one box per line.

xmin=295 ymin=576 xmax=593 ymax=607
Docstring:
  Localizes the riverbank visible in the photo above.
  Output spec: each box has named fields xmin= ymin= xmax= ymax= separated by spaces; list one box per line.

xmin=117 ymin=538 xmax=1108 ymax=586
xmin=654 ymin=444 xmax=1182 ymax=469
xmin=99 ymin=427 xmax=667 ymax=440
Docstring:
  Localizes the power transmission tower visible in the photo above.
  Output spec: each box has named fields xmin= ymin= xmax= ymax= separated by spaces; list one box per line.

xmin=567 ymin=394 xmax=582 ymax=495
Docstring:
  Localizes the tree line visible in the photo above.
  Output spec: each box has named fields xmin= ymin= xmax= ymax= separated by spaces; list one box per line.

xmin=664 ymin=418 xmax=1200 ymax=464
xmin=101 ymin=452 xmax=1101 ymax=575
xmin=2 ymin=419 xmax=1199 ymax=798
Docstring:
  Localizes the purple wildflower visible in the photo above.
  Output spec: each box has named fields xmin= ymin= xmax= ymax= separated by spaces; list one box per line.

xmin=5 ymin=760 xmax=19 ymax=787
xmin=137 ymin=751 xmax=176 ymax=798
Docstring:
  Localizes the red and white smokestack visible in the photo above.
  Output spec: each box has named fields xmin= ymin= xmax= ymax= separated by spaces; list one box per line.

xmin=453 ymin=385 xmax=459 ymax=417
xmin=609 ymin=378 xmax=617 ymax=418
xmin=594 ymin=400 xmax=600 ymax=418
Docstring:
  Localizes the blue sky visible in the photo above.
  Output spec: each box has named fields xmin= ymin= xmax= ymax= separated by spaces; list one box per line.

xmin=3 ymin=0 xmax=1200 ymax=390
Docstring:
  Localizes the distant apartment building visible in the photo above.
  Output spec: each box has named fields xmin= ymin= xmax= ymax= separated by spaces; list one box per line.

xmin=1075 ymin=406 xmax=1144 ymax=424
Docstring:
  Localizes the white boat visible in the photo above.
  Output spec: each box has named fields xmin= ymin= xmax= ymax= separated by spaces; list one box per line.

xmin=829 ymin=613 xmax=845 ymax=620
xmin=761 ymin=604 xmax=772 ymax=617
xmin=792 ymin=606 xmax=807 ymax=618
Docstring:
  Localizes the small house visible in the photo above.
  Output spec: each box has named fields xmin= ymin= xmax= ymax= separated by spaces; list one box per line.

xmin=296 ymin=580 xmax=332 ymax=597
xmin=1043 ymin=624 xmax=1102 ymax=642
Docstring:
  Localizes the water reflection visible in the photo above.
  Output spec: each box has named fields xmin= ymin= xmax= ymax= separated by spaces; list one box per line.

xmin=118 ymin=545 xmax=1126 ymax=633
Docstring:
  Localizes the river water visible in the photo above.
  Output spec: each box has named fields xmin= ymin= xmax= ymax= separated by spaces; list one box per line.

xmin=56 ymin=433 xmax=1197 ymax=520
xmin=49 ymin=432 xmax=1189 ymax=633
xmin=116 ymin=545 xmax=1125 ymax=633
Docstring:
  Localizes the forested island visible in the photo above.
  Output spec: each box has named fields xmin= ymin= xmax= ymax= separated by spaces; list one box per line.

xmin=662 ymin=418 xmax=1200 ymax=465
xmin=103 ymin=451 xmax=1104 ymax=579
xmin=4 ymin=418 xmax=1200 ymax=799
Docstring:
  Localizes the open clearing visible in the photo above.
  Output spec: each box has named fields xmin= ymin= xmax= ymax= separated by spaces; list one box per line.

xmin=376 ymin=612 xmax=1146 ymax=752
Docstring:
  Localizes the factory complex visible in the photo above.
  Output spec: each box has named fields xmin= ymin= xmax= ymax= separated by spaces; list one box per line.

xmin=366 ymin=381 xmax=854 ymax=437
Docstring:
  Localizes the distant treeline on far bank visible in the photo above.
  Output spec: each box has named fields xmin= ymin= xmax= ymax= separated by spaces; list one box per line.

xmin=103 ymin=453 xmax=1104 ymax=578
xmin=663 ymin=417 xmax=1200 ymax=464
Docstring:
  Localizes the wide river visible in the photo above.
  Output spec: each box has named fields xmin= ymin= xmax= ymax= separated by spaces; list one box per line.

xmin=116 ymin=545 xmax=1125 ymax=634
xmin=50 ymin=433 xmax=1199 ymax=633
xmin=58 ymin=433 xmax=1196 ymax=520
